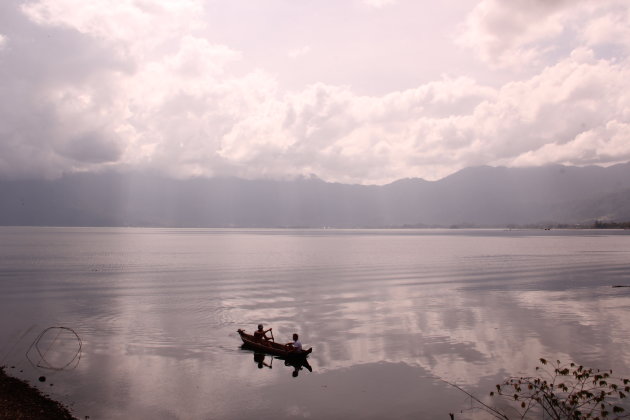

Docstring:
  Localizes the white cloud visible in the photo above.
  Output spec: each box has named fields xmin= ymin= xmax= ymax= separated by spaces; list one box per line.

xmin=457 ymin=0 xmax=567 ymax=68
xmin=287 ymin=46 xmax=311 ymax=59
xmin=0 ymin=34 xmax=6 ymax=49
xmin=511 ymin=121 xmax=630 ymax=167
xmin=1 ymin=1 xmax=629 ymax=183
xmin=363 ymin=0 xmax=397 ymax=9
xmin=456 ymin=0 xmax=630 ymax=69
xmin=581 ymin=8 xmax=630 ymax=49
xmin=21 ymin=0 xmax=205 ymax=47
xmin=484 ymin=53 xmax=630 ymax=168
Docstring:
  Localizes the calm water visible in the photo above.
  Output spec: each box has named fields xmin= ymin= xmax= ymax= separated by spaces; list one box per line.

xmin=1 ymin=227 xmax=630 ymax=419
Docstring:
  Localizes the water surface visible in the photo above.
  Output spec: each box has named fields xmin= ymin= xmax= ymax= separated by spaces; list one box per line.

xmin=1 ymin=227 xmax=630 ymax=419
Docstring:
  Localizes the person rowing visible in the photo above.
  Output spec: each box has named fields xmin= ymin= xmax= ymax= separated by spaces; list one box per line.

xmin=253 ymin=324 xmax=273 ymax=343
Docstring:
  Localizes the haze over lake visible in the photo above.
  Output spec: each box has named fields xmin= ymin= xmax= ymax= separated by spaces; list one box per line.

xmin=1 ymin=227 xmax=629 ymax=419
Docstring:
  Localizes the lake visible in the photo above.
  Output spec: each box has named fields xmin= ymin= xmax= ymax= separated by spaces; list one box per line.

xmin=1 ymin=227 xmax=630 ymax=419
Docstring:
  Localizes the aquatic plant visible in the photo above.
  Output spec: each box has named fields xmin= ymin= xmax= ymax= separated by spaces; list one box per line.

xmin=449 ymin=358 xmax=630 ymax=419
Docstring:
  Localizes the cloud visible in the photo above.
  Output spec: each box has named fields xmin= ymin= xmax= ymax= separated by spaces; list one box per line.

xmin=287 ymin=46 xmax=311 ymax=59
xmin=362 ymin=0 xmax=397 ymax=9
xmin=511 ymin=120 xmax=630 ymax=167
xmin=456 ymin=0 xmax=630 ymax=69
xmin=581 ymin=7 xmax=630 ymax=49
xmin=480 ymin=51 xmax=630 ymax=168
xmin=1 ymin=1 xmax=629 ymax=184
xmin=21 ymin=0 xmax=205 ymax=48
xmin=0 ymin=0 xmax=240 ymax=179
xmin=58 ymin=132 xmax=123 ymax=164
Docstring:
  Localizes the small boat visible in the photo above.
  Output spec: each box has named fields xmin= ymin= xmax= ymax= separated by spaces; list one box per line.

xmin=237 ymin=329 xmax=312 ymax=358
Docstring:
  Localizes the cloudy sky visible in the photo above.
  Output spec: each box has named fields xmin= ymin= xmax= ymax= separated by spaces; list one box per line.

xmin=1 ymin=0 xmax=629 ymax=184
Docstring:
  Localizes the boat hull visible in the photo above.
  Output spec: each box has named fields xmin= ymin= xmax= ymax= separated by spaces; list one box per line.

xmin=237 ymin=329 xmax=312 ymax=358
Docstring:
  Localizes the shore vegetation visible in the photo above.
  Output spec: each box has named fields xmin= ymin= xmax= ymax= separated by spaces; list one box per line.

xmin=450 ymin=359 xmax=630 ymax=420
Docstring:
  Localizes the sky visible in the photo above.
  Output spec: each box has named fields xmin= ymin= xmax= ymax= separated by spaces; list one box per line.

xmin=1 ymin=0 xmax=629 ymax=185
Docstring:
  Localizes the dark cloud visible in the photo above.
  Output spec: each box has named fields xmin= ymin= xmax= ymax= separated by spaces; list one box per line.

xmin=0 ymin=1 xmax=132 ymax=178
xmin=57 ymin=132 xmax=122 ymax=164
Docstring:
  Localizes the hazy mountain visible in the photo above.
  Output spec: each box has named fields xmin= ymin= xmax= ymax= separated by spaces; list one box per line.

xmin=1 ymin=163 xmax=629 ymax=227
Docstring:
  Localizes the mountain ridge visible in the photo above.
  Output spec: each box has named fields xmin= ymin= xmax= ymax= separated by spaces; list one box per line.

xmin=1 ymin=163 xmax=629 ymax=227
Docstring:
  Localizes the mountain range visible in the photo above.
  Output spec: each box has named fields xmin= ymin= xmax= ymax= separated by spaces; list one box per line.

xmin=1 ymin=163 xmax=629 ymax=228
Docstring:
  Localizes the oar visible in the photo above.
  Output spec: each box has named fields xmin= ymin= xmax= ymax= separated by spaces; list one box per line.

xmin=270 ymin=328 xmax=275 ymax=342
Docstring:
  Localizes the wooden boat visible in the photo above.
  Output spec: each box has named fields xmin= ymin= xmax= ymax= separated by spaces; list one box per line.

xmin=237 ymin=329 xmax=312 ymax=358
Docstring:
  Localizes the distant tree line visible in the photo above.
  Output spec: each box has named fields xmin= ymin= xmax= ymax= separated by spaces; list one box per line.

xmin=592 ymin=220 xmax=630 ymax=229
xmin=505 ymin=221 xmax=630 ymax=230
xmin=393 ymin=221 xmax=630 ymax=229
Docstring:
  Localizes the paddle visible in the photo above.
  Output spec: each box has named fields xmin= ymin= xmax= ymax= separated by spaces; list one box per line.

xmin=270 ymin=328 xmax=275 ymax=342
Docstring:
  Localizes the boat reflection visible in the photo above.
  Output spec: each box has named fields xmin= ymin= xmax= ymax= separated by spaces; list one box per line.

xmin=284 ymin=356 xmax=312 ymax=377
xmin=242 ymin=346 xmax=313 ymax=377
xmin=253 ymin=352 xmax=272 ymax=369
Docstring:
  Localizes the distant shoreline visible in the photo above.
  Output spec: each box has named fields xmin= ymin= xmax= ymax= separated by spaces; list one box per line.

xmin=0 ymin=222 xmax=629 ymax=230
xmin=0 ymin=366 xmax=76 ymax=420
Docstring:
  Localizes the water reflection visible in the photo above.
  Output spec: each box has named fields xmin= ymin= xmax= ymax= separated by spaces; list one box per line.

xmin=243 ymin=347 xmax=313 ymax=378
xmin=284 ymin=358 xmax=313 ymax=378
xmin=253 ymin=352 xmax=273 ymax=369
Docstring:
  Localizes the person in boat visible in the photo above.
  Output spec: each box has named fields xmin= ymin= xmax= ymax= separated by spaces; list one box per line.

xmin=253 ymin=324 xmax=272 ymax=343
xmin=285 ymin=333 xmax=302 ymax=353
